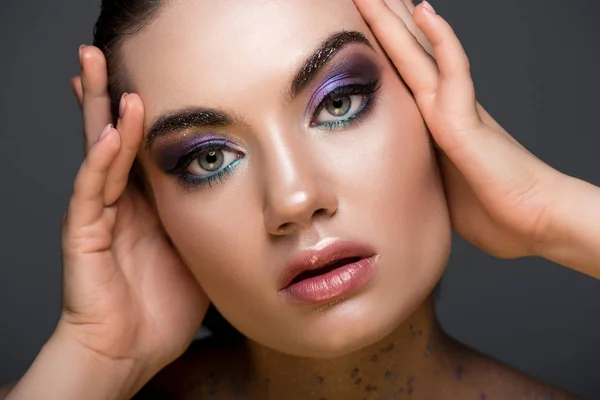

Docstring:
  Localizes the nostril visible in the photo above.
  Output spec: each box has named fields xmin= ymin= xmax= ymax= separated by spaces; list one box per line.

xmin=272 ymin=208 xmax=335 ymax=235
xmin=278 ymin=222 xmax=293 ymax=233
xmin=313 ymin=208 xmax=329 ymax=218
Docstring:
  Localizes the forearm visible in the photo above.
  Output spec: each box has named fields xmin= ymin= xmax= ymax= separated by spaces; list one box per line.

xmin=5 ymin=333 xmax=152 ymax=400
xmin=477 ymin=98 xmax=600 ymax=278
xmin=474 ymin=100 xmax=600 ymax=278
xmin=542 ymin=176 xmax=600 ymax=279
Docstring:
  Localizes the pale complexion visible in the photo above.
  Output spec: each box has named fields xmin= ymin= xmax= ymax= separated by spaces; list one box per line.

xmin=98 ymin=0 xmax=581 ymax=398
xmin=127 ymin=0 xmax=450 ymax=359
xmin=126 ymin=1 xmax=454 ymax=396
xmin=5 ymin=0 xmax=599 ymax=399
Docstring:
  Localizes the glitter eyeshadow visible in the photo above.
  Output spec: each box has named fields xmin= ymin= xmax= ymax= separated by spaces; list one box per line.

xmin=158 ymin=134 xmax=228 ymax=172
xmin=306 ymin=52 xmax=380 ymax=116
xmin=155 ymin=52 xmax=381 ymax=176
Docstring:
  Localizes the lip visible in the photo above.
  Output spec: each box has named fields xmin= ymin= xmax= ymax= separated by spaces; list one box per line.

xmin=278 ymin=239 xmax=378 ymax=304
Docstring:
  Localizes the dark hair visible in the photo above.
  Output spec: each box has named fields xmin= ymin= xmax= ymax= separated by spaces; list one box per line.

xmin=93 ymin=0 xmax=163 ymax=124
xmin=93 ymin=0 xmax=244 ymax=343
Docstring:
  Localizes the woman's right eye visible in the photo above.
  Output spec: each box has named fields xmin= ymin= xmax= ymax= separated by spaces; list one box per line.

xmin=186 ymin=148 xmax=241 ymax=177
xmin=314 ymin=94 xmax=367 ymax=125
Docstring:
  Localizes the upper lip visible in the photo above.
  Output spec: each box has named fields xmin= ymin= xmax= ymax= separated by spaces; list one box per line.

xmin=279 ymin=238 xmax=376 ymax=290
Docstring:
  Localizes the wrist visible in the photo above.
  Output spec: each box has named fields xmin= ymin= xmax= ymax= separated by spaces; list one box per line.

xmin=7 ymin=328 xmax=154 ymax=400
xmin=536 ymin=176 xmax=600 ymax=279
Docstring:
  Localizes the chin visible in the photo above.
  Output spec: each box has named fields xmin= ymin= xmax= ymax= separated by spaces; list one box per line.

xmin=258 ymin=290 xmax=428 ymax=359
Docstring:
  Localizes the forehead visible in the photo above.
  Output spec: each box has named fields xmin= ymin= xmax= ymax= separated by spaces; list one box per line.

xmin=123 ymin=0 xmax=372 ymax=120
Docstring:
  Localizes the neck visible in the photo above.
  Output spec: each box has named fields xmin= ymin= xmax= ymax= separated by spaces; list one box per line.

xmin=244 ymin=297 xmax=465 ymax=400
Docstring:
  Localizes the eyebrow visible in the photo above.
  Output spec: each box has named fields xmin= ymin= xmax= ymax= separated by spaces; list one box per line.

xmin=145 ymin=108 xmax=233 ymax=149
xmin=289 ymin=30 xmax=374 ymax=99
xmin=146 ymin=30 xmax=375 ymax=149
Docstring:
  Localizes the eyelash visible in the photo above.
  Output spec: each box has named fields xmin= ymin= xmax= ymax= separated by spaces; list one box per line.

xmin=311 ymin=79 xmax=382 ymax=131
xmin=171 ymin=79 xmax=382 ymax=191
xmin=167 ymin=141 xmax=244 ymax=192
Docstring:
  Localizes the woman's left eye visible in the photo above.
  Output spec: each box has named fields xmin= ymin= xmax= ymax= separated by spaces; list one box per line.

xmin=310 ymin=80 xmax=380 ymax=128
xmin=186 ymin=148 xmax=240 ymax=177
xmin=314 ymin=94 xmax=366 ymax=125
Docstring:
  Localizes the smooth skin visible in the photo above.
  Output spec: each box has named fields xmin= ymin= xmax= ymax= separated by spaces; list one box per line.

xmin=7 ymin=50 xmax=210 ymax=400
xmin=5 ymin=0 xmax=599 ymax=399
xmin=363 ymin=0 xmax=600 ymax=275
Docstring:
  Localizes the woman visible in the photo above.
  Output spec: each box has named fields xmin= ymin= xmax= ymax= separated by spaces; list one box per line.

xmin=4 ymin=0 xmax=599 ymax=398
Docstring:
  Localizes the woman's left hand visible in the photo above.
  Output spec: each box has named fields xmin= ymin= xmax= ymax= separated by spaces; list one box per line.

xmin=353 ymin=0 xmax=600 ymax=278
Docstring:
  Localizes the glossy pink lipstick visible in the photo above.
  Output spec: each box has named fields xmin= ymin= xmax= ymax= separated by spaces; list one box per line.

xmin=278 ymin=240 xmax=378 ymax=304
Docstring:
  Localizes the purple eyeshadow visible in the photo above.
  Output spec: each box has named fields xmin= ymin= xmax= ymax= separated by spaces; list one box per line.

xmin=159 ymin=134 xmax=227 ymax=171
xmin=156 ymin=53 xmax=380 ymax=172
xmin=306 ymin=53 xmax=380 ymax=115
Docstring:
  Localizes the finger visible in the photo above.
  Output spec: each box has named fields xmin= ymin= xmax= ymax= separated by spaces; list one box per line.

xmin=104 ymin=93 xmax=145 ymax=205
xmin=71 ymin=76 xmax=83 ymax=108
xmin=413 ymin=2 xmax=476 ymax=115
xmin=380 ymin=0 xmax=519 ymax=148
xmin=80 ymin=46 xmax=113 ymax=152
xmin=67 ymin=125 xmax=121 ymax=230
xmin=383 ymin=0 xmax=434 ymax=56
xmin=384 ymin=0 xmax=415 ymax=21
xmin=399 ymin=0 xmax=415 ymax=11
xmin=353 ymin=0 xmax=439 ymax=96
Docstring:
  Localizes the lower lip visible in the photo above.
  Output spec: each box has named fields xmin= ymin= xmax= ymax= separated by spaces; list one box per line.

xmin=279 ymin=256 xmax=378 ymax=304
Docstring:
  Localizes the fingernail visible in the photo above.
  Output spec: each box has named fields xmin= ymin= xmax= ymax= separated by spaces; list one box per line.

xmin=421 ymin=0 xmax=436 ymax=14
xmin=98 ymin=124 xmax=113 ymax=142
xmin=119 ymin=93 xmax=128 ymax=119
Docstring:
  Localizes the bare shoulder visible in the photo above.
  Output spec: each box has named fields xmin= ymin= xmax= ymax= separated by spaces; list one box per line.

xmin=440 ymin=338 xmax=583 ymax=400
xmin=134 ymin=336 xmax=252 ymax=400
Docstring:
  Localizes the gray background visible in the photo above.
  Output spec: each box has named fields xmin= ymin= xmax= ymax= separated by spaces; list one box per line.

xmin=1 ymin=0 xmax=599 ymax=398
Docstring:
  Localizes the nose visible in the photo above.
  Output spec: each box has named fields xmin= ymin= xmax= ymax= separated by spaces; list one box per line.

xmin=263 ymin=139 xmax=338 ymax=236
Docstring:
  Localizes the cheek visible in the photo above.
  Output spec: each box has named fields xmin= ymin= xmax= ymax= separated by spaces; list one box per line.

xmin=143 ymin=70 xmax=451 ymax=354
xmin=373 ymin=89 xmax=451 ymax=297
xmin=336 ymin=75 xmax=447 ymax=228
xmin=334 ymin=76 xmax=450 ymax=289
xmin=373 ymin=95 xmax=444 ymax=233
xmin=151 ymin=171 xmax=268 ymax=302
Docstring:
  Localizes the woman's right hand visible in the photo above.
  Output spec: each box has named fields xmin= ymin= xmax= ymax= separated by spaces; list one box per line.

xmin=6 ymin=46 xmax=209 ymax=400
xmin=59 ymin=46 xmax=209 ymax=382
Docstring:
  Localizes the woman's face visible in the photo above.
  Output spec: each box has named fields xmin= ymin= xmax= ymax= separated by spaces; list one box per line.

xmin=127 ymin=0 xmax=451 ymax=357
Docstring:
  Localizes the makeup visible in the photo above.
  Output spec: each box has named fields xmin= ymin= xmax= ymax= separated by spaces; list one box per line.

xmin=157 ymin=134 xmax=245 ymax=191
xmin=279 ymin=240 xmax=379 ymax=304
xmin=290 ymin=31 xmax=374 ymax=97
xmin=306 ymin=52 xmax=380 ymax=115
xmin=159 ymin=134 xmax=229 ymax=172
xmin=307 ymin=52 xmax=382 ymax=129
xmin=311 ymin=80 xmax=380 ymax=129
xmin=153 ymin=52 xmax=382 ymax=191
xmin=280 ymin=256 xmax=378 ymax=304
